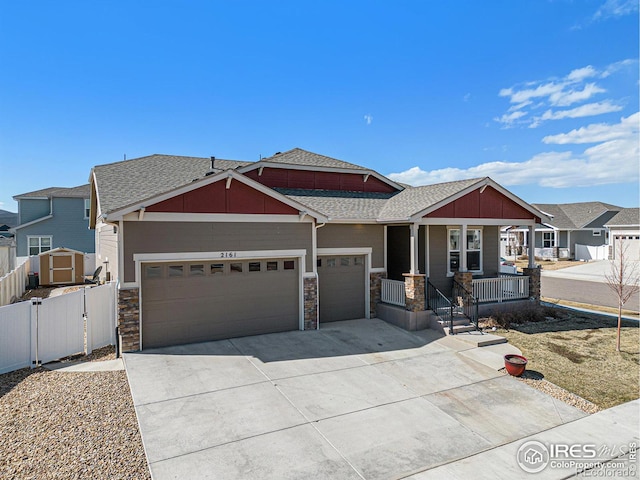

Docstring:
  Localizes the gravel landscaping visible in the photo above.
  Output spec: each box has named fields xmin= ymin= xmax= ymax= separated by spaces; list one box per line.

xmin=0 ymin=348 xmax=150 ymax=480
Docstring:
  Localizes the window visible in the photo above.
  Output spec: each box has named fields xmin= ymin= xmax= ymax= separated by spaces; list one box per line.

xmin=189 ymin=264 xmax=205 ymax=276
xmin=448 ymin=228 xmax=482 ymax=273
xmin=593 ymin=230 xmax=601 ymax=237
xmin=145 ymin=265 xmax=162 ymax=278
xmin=340 ymin=257 xmax=350 ymax=267
xmin=267 ymin=261 xmax=278 ymax=271
xmin=210 ymin=263 xmax=224 ymax=274
xmin=249 ymin=262 xmax=261 ymax=272
xmin=354 ymin=257 xmax=364 ymax=266
xmin=84 ymin=198 xmax=90 ymax=219
xmin=543 ymin=232 xmax=555 ymax=248
xmin=168 ymin=265 xmax=184 ymax=277
xmin=27 ymin=236 xmax=52 ymax=256
xmin=230 ymin=263 xmax=243 ymax=273
xmin=284 ymin=260 xmax=295 ymax=270
xmin=326 ymin=258 xmax=336 ymax=267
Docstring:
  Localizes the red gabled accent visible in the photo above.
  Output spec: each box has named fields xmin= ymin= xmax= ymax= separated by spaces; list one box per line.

xmin=146 ymin=179 xmax=299 ymax=215
xmin=427 ymin=186 xmax=537 ymax=220
xmin=245 ymin=168 xmax=396 ymax=193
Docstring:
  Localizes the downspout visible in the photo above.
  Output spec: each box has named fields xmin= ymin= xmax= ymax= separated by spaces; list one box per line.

xmin=314 ymin=223 xmax=326 ymax=329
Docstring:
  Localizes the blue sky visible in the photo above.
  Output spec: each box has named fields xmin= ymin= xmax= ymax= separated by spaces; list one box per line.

xmin=0 ymin=0 xmax=638 ymax=213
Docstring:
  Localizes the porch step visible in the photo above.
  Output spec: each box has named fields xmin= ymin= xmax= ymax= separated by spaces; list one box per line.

xmin=437 ymin=320 xmax=477 ymax=335
xmin=450 ymin=331 xmax=508 ymax=347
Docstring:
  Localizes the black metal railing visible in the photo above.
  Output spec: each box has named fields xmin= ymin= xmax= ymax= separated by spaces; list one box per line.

xmin=427 ymin=280 xmax=453 ymax=335
xmin=452 ymin=279 xmax=479 ymax=330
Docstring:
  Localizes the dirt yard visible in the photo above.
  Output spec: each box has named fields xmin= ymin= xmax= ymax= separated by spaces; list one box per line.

xmin=514 ymin=258 xmax=579 ymax=272
xmin=485 ymin=309 xmax=640 ymax=409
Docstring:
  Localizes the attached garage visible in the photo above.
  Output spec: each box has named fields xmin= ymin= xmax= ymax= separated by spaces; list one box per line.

xmin=141 ymin=258 xmax=300 ymax=349
xmin=613 ymin=235 xmax=640 ymax=261
xmin=317 ymin=255 xmax=366 ymax=323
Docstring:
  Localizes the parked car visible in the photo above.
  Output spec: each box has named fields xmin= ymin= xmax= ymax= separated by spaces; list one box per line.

xmin=499 ymin=257 xmax=518 ymax=274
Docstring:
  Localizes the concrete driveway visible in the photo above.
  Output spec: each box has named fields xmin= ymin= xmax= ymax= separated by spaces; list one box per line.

xmin=124 ymin=319 xmax=586 ymax=480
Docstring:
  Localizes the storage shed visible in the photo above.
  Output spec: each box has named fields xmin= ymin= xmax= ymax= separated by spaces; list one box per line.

xmin=38 ymin=247 xmax=85 ymax=286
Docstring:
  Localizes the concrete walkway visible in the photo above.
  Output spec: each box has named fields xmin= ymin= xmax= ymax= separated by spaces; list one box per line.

xmin=542 ymin=259 xmax=640 ymax=283
xmin=123 ymin=319 xmax=614 ymax=480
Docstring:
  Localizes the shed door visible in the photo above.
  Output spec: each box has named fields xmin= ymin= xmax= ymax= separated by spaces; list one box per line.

xmin=318 ymin=255 xmax=366 ymax=323
xmin=141 ymin=258 xmax=299 ymax=349
xmin=50 ymin=254 xmax=74 ymax=284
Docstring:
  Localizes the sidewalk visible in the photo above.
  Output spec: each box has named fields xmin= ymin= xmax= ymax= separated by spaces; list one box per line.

xmin=407 ymin=399 xmax=640 ymax=479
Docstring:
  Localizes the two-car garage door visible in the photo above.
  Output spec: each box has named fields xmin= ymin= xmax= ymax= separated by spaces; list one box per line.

xmin=141 ymin=258 xmax=299 ymax=349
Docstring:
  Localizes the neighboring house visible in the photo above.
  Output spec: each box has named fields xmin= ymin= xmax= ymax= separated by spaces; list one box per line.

xmin=12 ymin=185 xmax=94 ymax=258
xmin=504 ymin=202 xmax=621 ymax=260
xmin=0 ymin=209 xmax=18 ymax=275
xmin=90 ymin=148 xmax=546 ymax=352
xmin=605 ymin=208 xmax=640 ymax=261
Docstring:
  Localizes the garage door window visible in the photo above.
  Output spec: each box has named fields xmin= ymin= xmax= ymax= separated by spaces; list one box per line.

xmin=249 ymin=262 xmax=261 ymax=272
xmin=267 ymin=261 xmax=278 ymax=271
xmin=354 ymin=257 xmax=364 ymax=266
xmin=230 ymin=263 xmax=243 ymax=273
xmin=284 ymin=260 xmax=295 ymax=270
xmin=190 ymin=264 xmax=205 ymax=276
xmin=326 ymin=258 xmax=336 ymax=267
xmin=340 ymin=257 xmax=350 ymax=267
xmin=145 ymin=265 xmax=162 ymax=278
xmin=211 ymin=263 xmax=224 ymax=274
xmin=168 ymin=265 xmax=184 ymax=277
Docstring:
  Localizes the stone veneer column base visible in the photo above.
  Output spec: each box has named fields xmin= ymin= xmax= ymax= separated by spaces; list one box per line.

xmin=369 ymin=271 xmax=386 ymax=318
xmin=118 ymin=288 xmax=140 ymax=352
xmin=523 ymin=267 xmax=541 ymax=303
xmin=403 ymin=273 xmax=426 ymax=312
xmin=303 ymin=277 xmax=318 ymax=330
xmin=453 ymin=271 xmax=473 ymax=292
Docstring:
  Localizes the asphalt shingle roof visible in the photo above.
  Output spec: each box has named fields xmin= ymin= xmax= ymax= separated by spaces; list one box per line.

xmin=93 ymin=154 xmax=250 ymax=214
xmin=275 ymin=188 xmax=397 ymax=220
xmin=378 ymin=178 xmax=483 ymax=220
xmin=260 ymin=148 xmax=368 ymax=171
xmin=605 ymin=208 xmax=640 ymax=227
xmin=14 ymin=185 xmax=90 ymax=199
xmin=532 ymin=202 xmax=621 ymax=229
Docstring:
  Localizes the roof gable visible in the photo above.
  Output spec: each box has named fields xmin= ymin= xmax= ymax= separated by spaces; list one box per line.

xmin=260 ymin=148 xmax=368 ymax=170
xmin=605 ymin=208 xmax=640 ymax=227
xmin=14 ymin=185 xmax=90 ymax=200
xmin=533 ymin=202 xmax=621 ymax=229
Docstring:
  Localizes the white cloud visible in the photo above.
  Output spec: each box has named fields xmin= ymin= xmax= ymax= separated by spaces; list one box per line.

xmin=364 ymin=114 xmax=373 ymax=125
xmin=543 ymin=112 xmax=639 ymax=144
xmin=463 ymin=93 xmax=471 ymax=102
xmin=389 ymin=112 xmax=639 ymax=189
xmin=495 ymin=60 xmax=632 ymax=127
xmin=538 ymin=100 xmax=623 ymax=122
xmin=593 ymin=0 xmax=639 ymax=21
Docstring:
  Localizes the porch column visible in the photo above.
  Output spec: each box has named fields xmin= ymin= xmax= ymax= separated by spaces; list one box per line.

xmin=523 ymin=266 xmax=541 ymax=304
xmin=460 ymin=224 xmax=468 ymax=271
xmin=409 ymin=223 xmax=420 ymax=274
xmin=528 ymin=224 xmax=535 ymax=268
xmin=403 ymin=273 xmax=426 ymax=312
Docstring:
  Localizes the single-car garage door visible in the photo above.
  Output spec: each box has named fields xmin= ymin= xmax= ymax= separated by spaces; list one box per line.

xmin=318 ymin=255 xmax=365 ymax=322
xmin=614 ymin=235 xmax=640 ymax=261
xmin=141 ymin=258 xmax=299 ymax=349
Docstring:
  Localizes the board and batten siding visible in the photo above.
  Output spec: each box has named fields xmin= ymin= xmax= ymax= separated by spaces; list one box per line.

xmin=16 ymin=197 xmax=93 ymax=256
xmin=96 ymin=222 xmax=119 ymax=282
xmin=316 ymin=224 xmax=384 ymax=268
xmin=482 ymin=226 xmax=499 ymax=278
xmin=122 ymin=221 xmax=313 ymax=283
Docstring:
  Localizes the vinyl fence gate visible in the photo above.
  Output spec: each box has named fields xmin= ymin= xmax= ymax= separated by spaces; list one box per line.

xmin=0 ymin=282 xmax=117 ymax=375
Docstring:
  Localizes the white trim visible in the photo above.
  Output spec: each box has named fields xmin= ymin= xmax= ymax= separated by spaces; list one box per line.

xmin=410 ymin=223 xmax=419 ymax=274
xmin=370 ymin=267 xmax=386 ymax=273
xmin=133 ymin=249 xmax=308 ymax=264
xmin=312 ymin=221 xmax=318 ymax=274
xmin=117 ymin=220 xmax=124 ymax=286
xmin=447 ymin=226 xmax=483 ymax=275
xmin=316 ymin=247 xmax=372 ymax=320
xmin=383 ymin=225 xmax=388 ymax=272
xmin=104 ymin=170 xmax=328 ymax=223
xmin=84 ymin=198 xmax=90 ymax=219
xmin=425 ymin=225 xmax=430 ymax=277
xmin=14 ymin=215 xmax=54 ymax=230
xmin=122 ymin=212 xmax=315 ymax=223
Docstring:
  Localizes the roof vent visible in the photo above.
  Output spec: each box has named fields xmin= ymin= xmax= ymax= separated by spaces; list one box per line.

xmin=205 ymin=156 xmax=216 ymax=176
xmin=274 ymin=151 xmax=281 ymax=155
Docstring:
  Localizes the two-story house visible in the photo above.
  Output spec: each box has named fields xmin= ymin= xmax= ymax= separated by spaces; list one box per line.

xmin=12 ymin=185 xmax=95 ymax=259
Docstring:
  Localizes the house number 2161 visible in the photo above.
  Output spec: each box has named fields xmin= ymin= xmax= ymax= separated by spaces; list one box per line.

xmin=220 ymin=252 xmax=237 ymax=258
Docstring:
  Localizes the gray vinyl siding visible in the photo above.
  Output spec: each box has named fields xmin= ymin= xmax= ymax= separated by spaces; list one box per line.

xmin=123 ymin=221 xmax=313 ymax=283
xmin=97 ymin=223 xmax=119 ymax=281
xmin=18 ymin=198 xmax=50 ymax=225
xmin=317 ymin=224 xmax=385 ymax=268
xmin=428 ymin=225 xmax=450 ymax=294
xmin=558 ymin=231 xmax=568 ymax=248
xmin=482 ymin=226 xmax=499 ymax=278
xmin=15 ymin=197 xmax=93 ymax=256
xmin=571 ymin=229 xmax=606 ymax=251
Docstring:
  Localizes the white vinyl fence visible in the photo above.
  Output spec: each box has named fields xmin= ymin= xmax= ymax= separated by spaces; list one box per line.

xmin=472 ymin=275 xmax=530 ymax=303
xmin=0 ymin=282 xmax=116 ymax=374
xmin=0 ymin=257 xmax=30 ymax=307
xmin=381 ymin=278 xmax=406 ymax=307
xmin=575 ymin=244 xmax=608 ymax=261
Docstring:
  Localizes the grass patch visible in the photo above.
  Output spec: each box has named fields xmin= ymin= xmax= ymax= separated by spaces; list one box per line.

xmin=484 ymin=306 xmax=640 ymax=409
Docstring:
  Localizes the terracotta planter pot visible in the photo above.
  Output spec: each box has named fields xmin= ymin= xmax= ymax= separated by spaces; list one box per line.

xmin=504 ymin=354 xmax=528 ymax=376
